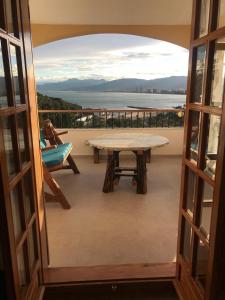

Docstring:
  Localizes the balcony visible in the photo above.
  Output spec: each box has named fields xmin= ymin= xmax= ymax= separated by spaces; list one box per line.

xmin=40 ymin=109 xmax=184 ymax=271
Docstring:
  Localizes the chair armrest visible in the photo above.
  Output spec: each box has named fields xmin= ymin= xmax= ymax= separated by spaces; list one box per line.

xmin=56 ymin=130 xmax=68 ymax=136
xmin=41 ymin=145 xmax=57 ymax=152
xmin=206 ymin=153 xmax=217 ymax=160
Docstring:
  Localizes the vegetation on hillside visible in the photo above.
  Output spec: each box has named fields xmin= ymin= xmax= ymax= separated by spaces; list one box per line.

xmin=37 ymin=92 xmax=82 ymax=110
xmin=37 ymin=92 xmax=83 ymax=128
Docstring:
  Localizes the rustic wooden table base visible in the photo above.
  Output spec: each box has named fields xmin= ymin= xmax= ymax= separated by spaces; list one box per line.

xmin=103 ymin=150 xmax=147 ymax=194
xmin=94 ymin=147 xmax=151 ymax=164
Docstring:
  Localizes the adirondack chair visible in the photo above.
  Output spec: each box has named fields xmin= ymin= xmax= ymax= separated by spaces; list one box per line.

xmin=40 ymin=135 xmax=71 ymax=209
xmin=41 ymin=119 xmax=80 ymax=174
xmin=40 ymin=120 xmax=79 ymax=209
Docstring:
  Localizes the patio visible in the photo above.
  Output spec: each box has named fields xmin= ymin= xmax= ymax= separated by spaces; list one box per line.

xmin=45 ymin=154 xmax=181 ymax=267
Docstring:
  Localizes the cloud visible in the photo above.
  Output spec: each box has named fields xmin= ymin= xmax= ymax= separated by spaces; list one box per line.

xmin=122 ymin=52 xmax=154 ymax=59
xmin=158 ymin=53 xmax=174 ymax=56
xmin=34 ymin=34 xmax=189 ymax=82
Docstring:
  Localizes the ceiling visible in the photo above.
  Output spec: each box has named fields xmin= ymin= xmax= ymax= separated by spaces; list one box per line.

xmin=29 ymin=0 xmax=192 ymax=26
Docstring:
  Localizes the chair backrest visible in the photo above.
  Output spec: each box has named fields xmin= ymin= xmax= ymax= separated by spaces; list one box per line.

xmin=42 ymin=119 xmax=59 ymax=145
xmin=40 ymin=130 xmax=47 ymax=149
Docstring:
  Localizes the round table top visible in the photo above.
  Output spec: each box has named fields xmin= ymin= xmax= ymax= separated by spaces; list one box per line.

xmin=87 ymin=133 xmax=169 ymax=151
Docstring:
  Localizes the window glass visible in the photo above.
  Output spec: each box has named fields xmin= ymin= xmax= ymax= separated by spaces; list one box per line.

xmin=199 ymin=182 xmax=213 ymax=240
xmin=0 ymin=42 xmax=8 ymax=108
xmin=2 ymin=116 xmax=18 ymax=177
xmin=192 ymin=46 xmax=207 ymax=103
xmin=10 ymin=45 xmax=23 ymax=105
xmin=198 ymin=0 xmax=210 ymax=37
xmin=184 ymin=169 xmax=196 ymax=217
xmin=204 ymin=115 xmax=221 ymax=179
xmin=189 ymin=111 xmax=201 ymax=161
xmin=0 ymin=241 xmax=7 ymax=298
xmin=194 ymin=238 xmax=209 ymax=289
xmin=182 ymin=219 xmax=193 ymax=262
xmin=4 ymin=0 xmax=19 ymax=37
xmin=11 ymin=184 xmax=23 ymax=241
xmin=0 ymin=0 xmax=5 ymax=30
xmin=23 ymin=170 xmax=34 ymax=222
xmin=17 ymin=112 xmax=30 ymax=164
xmin=210 ymin=38 xmax=225 ymax=107
xmin=28 ymin=223 xmax=37 ymax=269
xmin=218 ymin=0 xmax=225 ymax=28
xmin=17 ymin=244 xmax=28 ymax=293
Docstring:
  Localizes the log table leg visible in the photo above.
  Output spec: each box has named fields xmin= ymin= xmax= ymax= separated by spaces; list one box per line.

xmin=145 ymin=148 xmax=151 ymax=163
xmin=113 ymin=151 xmax=120 ymax=167
xmin=93 ymin=147 xmax=100 ymax=163
xmin=113 ymin=151 xmax=120 ymax=185
xmin=103 ymin=150 xmax=115 ymax=193
xmin=136 ymin=150 xmax=147 ymax=194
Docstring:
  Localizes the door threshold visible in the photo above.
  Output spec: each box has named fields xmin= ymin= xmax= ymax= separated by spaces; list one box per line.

xmin=43 ymin=280 xmax=179 ymax=300
xmin=44 ymin=262 xmax=176 ymax=285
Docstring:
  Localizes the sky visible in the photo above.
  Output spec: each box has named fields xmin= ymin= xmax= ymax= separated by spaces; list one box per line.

xmin=33 ymin=34 xmax=189 ymax=83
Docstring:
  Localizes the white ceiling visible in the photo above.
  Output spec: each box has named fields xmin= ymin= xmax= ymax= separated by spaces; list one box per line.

xmin=29 ymin=0 xmax=192 ymax=25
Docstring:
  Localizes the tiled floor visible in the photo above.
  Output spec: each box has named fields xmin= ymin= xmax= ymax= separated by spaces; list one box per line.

xmin=45 ymin=155 xmax=181 ymax=267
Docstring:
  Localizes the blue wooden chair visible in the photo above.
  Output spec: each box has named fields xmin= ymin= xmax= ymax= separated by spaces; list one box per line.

xmin=40 ymin=123 xmax=79 ymax=209
xmin=41 ymin=119 xmax=80 ymax=174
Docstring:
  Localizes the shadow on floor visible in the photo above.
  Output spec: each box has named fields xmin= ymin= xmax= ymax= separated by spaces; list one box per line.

xmin=43 ymin=281 xmax=179 ymax=300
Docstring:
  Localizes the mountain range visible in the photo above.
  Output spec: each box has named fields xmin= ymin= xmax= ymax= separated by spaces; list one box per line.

xmin=37 ymin=76 xmax=187 ymax=93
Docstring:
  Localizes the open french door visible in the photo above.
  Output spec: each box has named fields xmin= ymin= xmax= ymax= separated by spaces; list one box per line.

xmin=0 ymin=0 xmax=48 ymax=299
xmin=175 ymin=0 xmax=225 ymax=299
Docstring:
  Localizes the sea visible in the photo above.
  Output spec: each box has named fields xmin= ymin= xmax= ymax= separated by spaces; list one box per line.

xmin=39 ymin=90 xmax=186 ymax=109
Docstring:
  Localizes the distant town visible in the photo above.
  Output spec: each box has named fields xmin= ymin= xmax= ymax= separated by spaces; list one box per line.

xmin=131 ymin=87 xmax=186 ymax=95
xmin=37 ymin=76 xmax=187 ymax=94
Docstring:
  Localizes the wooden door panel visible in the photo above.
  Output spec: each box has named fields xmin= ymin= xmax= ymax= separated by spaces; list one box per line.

xmin=0 ymin=0 xmax=47 ymax=299
xmin=175 ymin=0 xmax=225 ymax=299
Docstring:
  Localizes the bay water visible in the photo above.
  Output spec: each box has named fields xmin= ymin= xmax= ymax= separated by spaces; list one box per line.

xmin=39 ymin=90 xmax=186 ymax=109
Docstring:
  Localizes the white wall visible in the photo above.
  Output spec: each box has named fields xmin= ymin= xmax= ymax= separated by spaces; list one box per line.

xmin=58 ymin=128 xmax=184 ymax=157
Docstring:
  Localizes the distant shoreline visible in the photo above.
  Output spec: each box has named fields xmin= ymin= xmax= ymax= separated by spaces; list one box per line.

xmin=38 ymin=89 xmax=186 ymax=96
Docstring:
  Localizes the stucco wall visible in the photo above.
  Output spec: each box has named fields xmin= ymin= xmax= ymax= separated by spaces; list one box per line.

xmin=59 ymin=128 xmax=184 ymax=156
xmin=31 ymin=24 xmax=191 ymax=48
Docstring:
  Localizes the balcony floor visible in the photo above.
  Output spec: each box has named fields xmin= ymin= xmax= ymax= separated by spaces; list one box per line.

xmin=46 ymin=155 xmax=181 ymax=267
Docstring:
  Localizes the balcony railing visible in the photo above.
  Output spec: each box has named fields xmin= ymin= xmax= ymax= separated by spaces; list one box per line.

xmin=38 ymin=109 xmax=185 ymax=129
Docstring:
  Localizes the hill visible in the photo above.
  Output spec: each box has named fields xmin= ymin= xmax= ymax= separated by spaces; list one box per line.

xmin=37 ymin=92 xmax=82 ymax=110
xmin=37 ymin=76 xmax=187 ymax=93
xmin=37 ymin=79 xmax=106 ymax=91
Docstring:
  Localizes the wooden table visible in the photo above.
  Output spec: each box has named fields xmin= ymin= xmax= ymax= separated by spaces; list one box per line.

xmin=87 ymin=133 xmax=169 ymax=194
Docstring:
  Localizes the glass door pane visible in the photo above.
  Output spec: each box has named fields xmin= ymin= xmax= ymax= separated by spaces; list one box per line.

xmin=198 ymin=0 xmax=210 ymax=38
xmin=218 ymin=0 xmax=225 ymax=28
xmin=22 ymin=170 xmax=35 ymax=222
xmin=182 ymin=218 xmax=193 ymax=263
xmin=0 ymin=0 xmax=5 ymax=30
xmin=194 ymin=237 xmax=209 ymax=289
xmin=192 ymin=46 xmax=207 ymax=103
xmin=199 ymin=182 xmax=213 ymax=240
xmin=210 ymin=38 xmax=225 ymax=108
xmin=0 ymin=41 xmax=8 ymax=108
xmin=188 ymin=111 xmax=201 ymax=161
xmin=17 ymin=244 xmax=29 ymax=293
xmin=28 ymin=223 xmax=38 ymax=270
xmin=10 ymin=184 xmax=24 ymax=241
xmin=4 ymin=0 xmax=19 ymax=38
xmin=10 ymin=45 xmax=23 ymax=105
xmin=184 ymin=168 xmax=196 ymax=217
xmin=203 ymin=114 xmax=221 ymax=179
xmin=2 ymin=116 xmax=18 ymax=177
xmin=17 ymin=112 xmax=30 ymax=164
